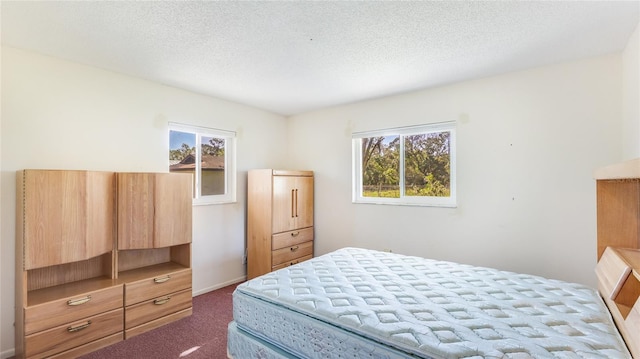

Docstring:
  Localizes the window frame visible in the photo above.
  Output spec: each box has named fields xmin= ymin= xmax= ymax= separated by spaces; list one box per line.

xmin=352 ymin=121 xmax=457 ymax=207
xmin=169 ymin=122 xmax=237 ymax=205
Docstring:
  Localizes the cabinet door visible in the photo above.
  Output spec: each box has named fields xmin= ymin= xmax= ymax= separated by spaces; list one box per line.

xmin=117 ymin=173 xmax=154 ymax=250
xmin=21 ymin=170 xmax=114 ymax=269
xmin=272 ymin=175 xmax=313 ymax=233
xmin=22 ymin=170 xmax=86 ymax=269
xmin=117 ymin=173 xmax=192 ymax=250
xmin=86 ymin=171 xmax=115 ymax=258
xmin=294 ymin=176 xmax=314 ymax=229
xmin=272 ymin=176 xmax=297 ymax=233
xmin=154 ymin=173 xmax=192 ymax=248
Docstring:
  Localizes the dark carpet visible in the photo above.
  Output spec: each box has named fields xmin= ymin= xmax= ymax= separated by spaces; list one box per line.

xmin=79 ymin=282 xmax=241 ymax=359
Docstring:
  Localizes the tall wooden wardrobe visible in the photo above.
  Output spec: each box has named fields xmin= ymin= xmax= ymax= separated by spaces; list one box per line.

xmin=247 ymin=170 xmax=314 ymax=279
xmin=15 ymin=169 xmax=192 ymax=358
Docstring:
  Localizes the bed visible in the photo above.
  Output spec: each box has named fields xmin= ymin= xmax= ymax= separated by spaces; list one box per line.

xmin=228 ymin=159 xmax=640 ymax=359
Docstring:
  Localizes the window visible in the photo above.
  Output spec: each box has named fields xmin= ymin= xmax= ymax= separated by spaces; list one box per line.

xmin=169 ymin=122 xmax=236 ymax=205
xmin=352 ymin=122 xmax=456 ymax=207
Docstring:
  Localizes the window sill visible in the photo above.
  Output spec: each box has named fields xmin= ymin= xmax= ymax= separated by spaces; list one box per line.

xmin=352 ymin=198 xmax=457 ymax=208
xmin=192 ymin=199 xmax=237 ymax=206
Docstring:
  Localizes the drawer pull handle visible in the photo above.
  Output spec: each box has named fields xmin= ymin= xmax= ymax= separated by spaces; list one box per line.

xmin=154 ymin=275 xmax=171 ymax=284
xmin=154 ymin=296 xmax=171 ymax=305
xmin=290 ymin=246 xmax=299 ymax=252
xmin=290 ymin=231 xmax=299 ymax=237
xmin=67 ymin=296 xmax=91 ymax=306
xmin=67 ymin=321 xmax=91 ymax=333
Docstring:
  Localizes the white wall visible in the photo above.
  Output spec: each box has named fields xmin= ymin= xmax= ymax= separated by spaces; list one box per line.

xmin=0 ymin=47 xmax=288 ymax=358
xmin=622 ymin=22 xmax=640 ymax=159
xmin=289 ymin=54 xmax=623 ymax=289
xmin=1 ymin=31 xmax=637 ymax=358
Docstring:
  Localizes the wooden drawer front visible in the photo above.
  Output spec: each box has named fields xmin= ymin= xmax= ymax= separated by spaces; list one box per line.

xmin=125 ymin=307 xmax=192 ymax=339
xmin=47 ymin=332 xmax=122 ymax=359
xmin=125 ymin=288 xmax=192 ymax=329
xmin=25 ymin=284 xmax=123 ymax=335
xmin=272 ymin=227 xmax=313 ymax=250
xmin=124 ymin=269 xmax=191 ymax=306
xmin=272 ymin=241 xmax=313 ymax=266
xmin=596 ymin=247 xmax=632 ymax=300
xmin=272 ymin=254 xmax=313 ymax=271
xmin=25 ymin=308 xmax=123 ymax=359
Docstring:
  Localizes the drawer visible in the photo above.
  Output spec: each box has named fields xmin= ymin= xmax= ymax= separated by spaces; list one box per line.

xmin=125 ymin=307 xmax=192 ymax=339
xmin=47 ymin=332 xmax=122 ymax=359
xmin=25 ymin=284 xmax=123 ymax=335
xmin=272 ymin=241 xmax=313 ymax=266
xmin=596 ymin=247 xmax=633 ymax=300
xmin=25 ymin=308 xmax=123 ymax=359
xmin=124 ymin=268 xmax=191 ymax=306
xmin=272 ymin=227 xmax=313 ymax=250
xmin=125 ymin=288 xmax=192 ymax=329
xmin=272 ymin=254 xmax=313 ymax=271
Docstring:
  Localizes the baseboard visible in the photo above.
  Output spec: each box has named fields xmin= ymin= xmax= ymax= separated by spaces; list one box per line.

xmin=193 ymin=276 xmax=246 ymax=297
xmin=1 ymin=347 xmax=15 ymax=359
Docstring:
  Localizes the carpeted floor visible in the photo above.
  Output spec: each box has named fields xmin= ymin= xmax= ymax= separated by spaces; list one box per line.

xmin=78 ymin=282 xmax=241 ymax=359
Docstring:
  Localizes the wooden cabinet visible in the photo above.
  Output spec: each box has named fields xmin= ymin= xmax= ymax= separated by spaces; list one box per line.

xmin=272 ymin=175 xmax=314 ymax=233
xmin=15 ymin=170 xmax=193 ymax=358
xmin=594 ymin=158 xmax=640 ymax=358
xmin=117 ymin=172 xmax=192 ymax=249
xmin=116 ymin=172 xmax=193 ymax=339
xmin=247 ymin=170 xmax=314 ymax=279
xmin=594 ymin=159 xmax=640 ymax=260
xmin=19 ymin=170 xmax=115 ymax=269
xmin=16 ymin=170 xmax=120 ymax=359
xmin=596 ymin=180 xmax=640 ymax=259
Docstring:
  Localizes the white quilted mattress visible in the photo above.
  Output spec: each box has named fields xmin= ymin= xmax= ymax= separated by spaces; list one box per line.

xmin=230 ymin=247 xmax=630 ymax=358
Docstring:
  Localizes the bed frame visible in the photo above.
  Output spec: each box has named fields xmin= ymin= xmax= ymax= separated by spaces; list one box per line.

xmin=594 ymin=158 xmax=640 ymax=359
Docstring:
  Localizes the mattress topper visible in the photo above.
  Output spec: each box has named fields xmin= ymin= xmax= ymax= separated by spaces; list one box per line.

xmin=236 ymin=247 xmax=630 ymax=358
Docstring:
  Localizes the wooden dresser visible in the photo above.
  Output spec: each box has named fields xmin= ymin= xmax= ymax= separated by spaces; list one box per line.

xmin=247 ymin=170 xmax=314 ymax=279
xmin=15 ymin=170 xmax=192 ymax=358
xmin=116 ymin=172 xmax=193 ymax=338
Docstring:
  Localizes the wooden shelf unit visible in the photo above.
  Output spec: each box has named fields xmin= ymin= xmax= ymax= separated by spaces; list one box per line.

xmin=594 ymin=158 xmax=640 ymax=358
xmin=115 ymin=172 xmax=193 ymax=339
xmin=595 ymin=158 xmax=640 ymax=260
xmin=15 ymin=170 xmax=193 ymax=358
xmin=16 ymin=170 xmax=120 ymax=359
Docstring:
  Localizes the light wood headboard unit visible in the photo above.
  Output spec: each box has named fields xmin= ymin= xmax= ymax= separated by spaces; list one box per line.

xmin=595 ymin=158 xmax=640 ymax=358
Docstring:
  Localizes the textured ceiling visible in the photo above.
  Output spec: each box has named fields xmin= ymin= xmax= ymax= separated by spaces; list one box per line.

xmin=2 ymin=1 xmax=639 ymax=116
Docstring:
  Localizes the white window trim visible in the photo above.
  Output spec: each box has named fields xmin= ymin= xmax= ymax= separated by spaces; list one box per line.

xmin=169 ymin=122 xmax=237 ymax=205
xmin=352 ymin=122 xmax=457 ymax=207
